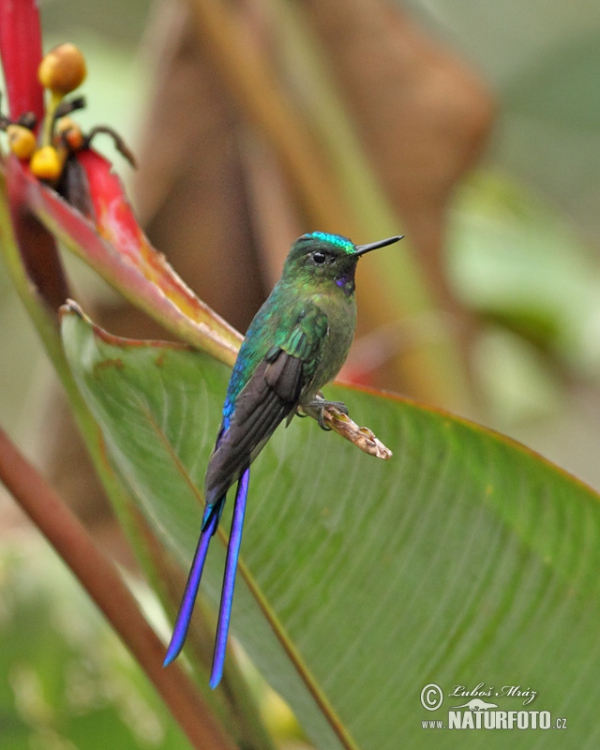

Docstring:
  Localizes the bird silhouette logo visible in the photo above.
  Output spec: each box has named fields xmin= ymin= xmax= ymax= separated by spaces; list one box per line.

xmin=453 ymin=698 xmax=499 ymax=711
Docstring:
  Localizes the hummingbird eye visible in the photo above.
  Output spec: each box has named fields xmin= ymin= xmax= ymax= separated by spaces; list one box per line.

xmin=312 ymin=251 xmax=328 ymax=265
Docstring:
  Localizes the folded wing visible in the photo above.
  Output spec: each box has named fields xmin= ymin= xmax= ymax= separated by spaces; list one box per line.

xmin=204 ymin=302 xmax=328 ymax=502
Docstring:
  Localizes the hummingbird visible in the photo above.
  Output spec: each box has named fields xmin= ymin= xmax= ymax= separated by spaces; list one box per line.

xmin=163 ymin=231 xmax=402 ymax=688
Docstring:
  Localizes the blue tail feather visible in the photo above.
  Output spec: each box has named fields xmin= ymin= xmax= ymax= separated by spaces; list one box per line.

xmin=162 ymin=503 xmax=220 ymax=667
xmin=209 ymin=467 xmax=250 ymax=689
xmin=164 ymin=471 xmax=250 ymax=686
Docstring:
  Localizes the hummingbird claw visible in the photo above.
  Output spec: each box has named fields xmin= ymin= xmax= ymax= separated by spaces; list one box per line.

xmin=302 ymin=397 xmax=349 ymax=430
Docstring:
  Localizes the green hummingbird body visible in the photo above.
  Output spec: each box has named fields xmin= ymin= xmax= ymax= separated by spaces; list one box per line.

xmin=206 ymin=231 xmax=393 ymax=502
xmin=164 ymin=230 xmax=401 ymax=688
xmin=228 ymin=262 xmax=357 ymax=410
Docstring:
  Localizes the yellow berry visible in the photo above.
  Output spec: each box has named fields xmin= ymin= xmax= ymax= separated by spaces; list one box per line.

xmin=38 ymin=43 xmax=87 ymax=95
xmin=56 ymin=116 xmax=85 ymax=150
xmin=30 ymin=146 xmax=63 ymax=181
xmin=6 ymin=124 xmax=37 ymax=160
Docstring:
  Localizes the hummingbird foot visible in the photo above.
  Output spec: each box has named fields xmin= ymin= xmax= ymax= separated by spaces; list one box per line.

xmin=301 ymin=397 xmax=349 ymax=430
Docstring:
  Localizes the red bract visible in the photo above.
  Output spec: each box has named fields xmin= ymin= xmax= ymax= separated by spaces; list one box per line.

xmin=0 ymin=0 xmax=44 ymax=122
xmin=5 ymin=153 xmax=69 ymax=308
xmin=0 ymin=0 xmax=241 ymax=361
xmin=1 ymin=0 xmax=68 ymax=308
xmin=10 ymin=152 xmax=242 ymax=361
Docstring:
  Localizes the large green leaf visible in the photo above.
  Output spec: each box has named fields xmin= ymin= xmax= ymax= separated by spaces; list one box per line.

xmin=62 ymin=306 xmax=600 ymax=749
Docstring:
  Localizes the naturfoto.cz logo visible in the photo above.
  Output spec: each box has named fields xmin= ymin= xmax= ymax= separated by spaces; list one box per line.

xmin=420 ymin=682 xmax=567 ymax=731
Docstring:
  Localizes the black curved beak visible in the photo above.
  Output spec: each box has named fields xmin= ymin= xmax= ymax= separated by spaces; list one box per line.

xmin=354 ymin=235 xmax=403 ymax=256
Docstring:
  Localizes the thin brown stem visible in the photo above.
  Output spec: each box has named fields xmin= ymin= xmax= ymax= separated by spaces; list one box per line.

xmin=0 ymin=425 xmax=237 ymax=750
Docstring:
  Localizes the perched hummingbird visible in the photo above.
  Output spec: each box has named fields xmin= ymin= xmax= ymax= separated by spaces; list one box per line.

xmin=163 ymin=231 xmax=402 ymax=687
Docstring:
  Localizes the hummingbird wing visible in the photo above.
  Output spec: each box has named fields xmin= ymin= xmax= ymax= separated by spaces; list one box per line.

xmin=204 ymin=301 xmax=328 ymax=502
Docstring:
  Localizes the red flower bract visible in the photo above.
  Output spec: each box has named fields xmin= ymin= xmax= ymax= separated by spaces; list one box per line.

xmin=0 ymin=0 xmax=240 ymax=358
xmin=0 ymin=0 xmax=44 ymax=123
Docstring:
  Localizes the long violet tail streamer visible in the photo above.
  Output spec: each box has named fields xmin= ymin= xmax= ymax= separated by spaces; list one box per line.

xmin=210 ymin=467 xmax=250 ymax=689
xmin=163 ymin=510 xmax=218 ymax=667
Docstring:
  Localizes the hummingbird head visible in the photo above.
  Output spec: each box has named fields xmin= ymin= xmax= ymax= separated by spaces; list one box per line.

xmin=282 ymin=232 xmax=403 ymax=295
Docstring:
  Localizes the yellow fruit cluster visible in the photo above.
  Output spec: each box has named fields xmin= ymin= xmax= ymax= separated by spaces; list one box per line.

xmin=3 ymin=43 xmax=87 ymax=183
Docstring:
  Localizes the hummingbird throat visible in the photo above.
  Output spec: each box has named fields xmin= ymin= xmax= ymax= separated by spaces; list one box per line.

xmin=335 ymin=269 xmax=356 ymax=296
